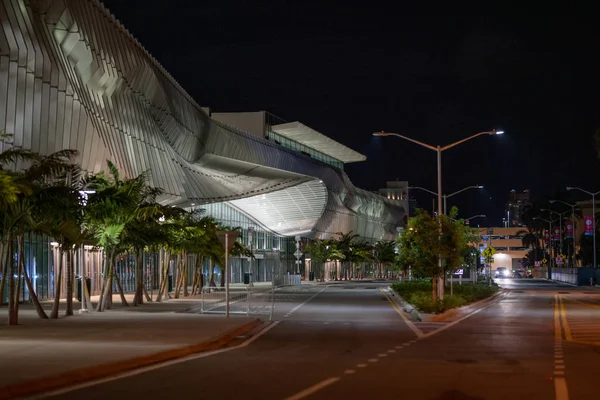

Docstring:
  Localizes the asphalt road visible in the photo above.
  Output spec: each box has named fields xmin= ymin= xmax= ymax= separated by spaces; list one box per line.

xmin=38 ymin=279 xmax=600 ymax=400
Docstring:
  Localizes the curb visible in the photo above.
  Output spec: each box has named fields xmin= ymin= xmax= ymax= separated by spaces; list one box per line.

xmin=428 ymin=289 xmax=506 ymax=322
xmin=0 ymin=318 xmax=263 ymax=400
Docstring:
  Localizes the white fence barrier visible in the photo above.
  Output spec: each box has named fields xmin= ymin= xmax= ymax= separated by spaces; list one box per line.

xmin=199 ymin=287 xmax=274 ymax=319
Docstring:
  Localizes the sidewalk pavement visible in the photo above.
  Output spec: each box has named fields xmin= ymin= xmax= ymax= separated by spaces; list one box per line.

xmin=0 ymin=299 xmax=263 ymax=399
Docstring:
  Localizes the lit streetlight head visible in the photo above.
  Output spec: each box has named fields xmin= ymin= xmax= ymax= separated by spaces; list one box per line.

xmin=477 ymin=185 xmax=484 ymax=189
xmin=566 ymin=187 xmax=573 ymax=191
xmin=494 ymin=130 xmax=504 ymax=135
xmin=549 ymin=200 xmax=556 ymax=203
xmin=372 ymin=131 xmax=388 ymax=137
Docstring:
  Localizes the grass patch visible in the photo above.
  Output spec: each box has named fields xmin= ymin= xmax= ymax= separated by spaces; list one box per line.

xmin=391 ymin=281 xmax=499 ymax=314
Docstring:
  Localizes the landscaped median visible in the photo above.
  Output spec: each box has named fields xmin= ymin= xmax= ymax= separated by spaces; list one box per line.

xmin=390 ymin=281 xmax=501 ymax=322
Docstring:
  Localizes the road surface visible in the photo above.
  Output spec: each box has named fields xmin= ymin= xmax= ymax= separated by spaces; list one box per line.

xmin=38 ymin=279 xmax=600 ymax=400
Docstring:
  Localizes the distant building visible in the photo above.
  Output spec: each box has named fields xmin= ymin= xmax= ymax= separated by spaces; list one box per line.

xmin=478 ymin=227 xmax=529 ymax=271
xmin=505 ymin=189 xmax=531 ymax=227
xmin=378 ymin=180 xmax=419 ymax=217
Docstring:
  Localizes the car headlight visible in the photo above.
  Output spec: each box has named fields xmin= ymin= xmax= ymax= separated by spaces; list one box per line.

xmin=503 ymin=270 xmax=510 ymax=276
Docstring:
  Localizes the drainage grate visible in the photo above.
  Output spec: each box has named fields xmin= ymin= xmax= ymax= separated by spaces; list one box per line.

xmin=583 ymin=292 xmax=600 ymax=294
xmin=557 ymin=291 xmax=570 ymax=294
xmin=512 ymin=290 xmax=524 ymax=293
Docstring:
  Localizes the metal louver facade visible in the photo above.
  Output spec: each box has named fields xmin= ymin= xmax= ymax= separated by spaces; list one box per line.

xmin=0 ymin=0 xmax=406 ymax=242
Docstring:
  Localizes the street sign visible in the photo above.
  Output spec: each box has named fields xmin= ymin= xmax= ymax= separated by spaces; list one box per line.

xmin=216 ymin=231 xmax=240 ymax=253
xmin=535 ymin=261 xmax=541 ymax=267
xmin=294 ymin=250 xmax=303 ymax=258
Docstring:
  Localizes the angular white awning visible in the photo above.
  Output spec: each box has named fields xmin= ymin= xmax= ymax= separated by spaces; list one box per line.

xmin=271 ymin=121 xmax=366 ymax=163
xmin=228 ymin=179 xmax=328 ymax=236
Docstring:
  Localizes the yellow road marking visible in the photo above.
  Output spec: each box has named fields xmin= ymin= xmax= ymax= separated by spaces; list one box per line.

xmin=559 ymin=295 xmax=573 ymax=342
xmin=554 ymin=294 xmax=562 ymax=341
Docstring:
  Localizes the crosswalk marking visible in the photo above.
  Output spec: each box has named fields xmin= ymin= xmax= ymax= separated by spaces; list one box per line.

xmin=560 ymin=295 xmax=600 ymax=345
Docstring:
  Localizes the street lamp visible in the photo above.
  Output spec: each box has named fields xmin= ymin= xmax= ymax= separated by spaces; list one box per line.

xmin=465 ymin=214 xmax=486 ymax=222
xmin=550 ymin=200 xmax=579 ymax=267
xmin=409 ymin=185 xmax=484 ymax=215
xmin=566 ymin=187 xmax=600 ymax=268
xmin=374 ymin=129 xmax=501 ymax=299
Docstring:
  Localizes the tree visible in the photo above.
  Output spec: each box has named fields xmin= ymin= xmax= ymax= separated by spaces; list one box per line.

xmin=84 ymin=161 xmax=156 ymax=311
xmin=397 ymin=208 xmax=477 ymax=302
xmin=304 ymin=239 xmax=342 ymax=282
xmin=373 ymin=240 xmax=396 ymax=279
xmin=332 ymin=231 xmax=359 ymax=280
xmin=397 ymin=209 xmax=442 ymax=302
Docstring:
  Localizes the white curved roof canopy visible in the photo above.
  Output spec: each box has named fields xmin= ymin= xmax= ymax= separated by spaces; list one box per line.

xmin=228 ymin=179 xmax=328 ymax=236
xmin=271 ymin=122 xmax=366 ymax=163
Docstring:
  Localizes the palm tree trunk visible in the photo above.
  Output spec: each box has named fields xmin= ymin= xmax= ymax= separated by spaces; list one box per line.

xmin=191 ymin=255 xmax=198 ymax=296
xmin=174 ymin=253 xmax=182 ymax=298
xmin=18 ymin=235 xmax=48 ymax=319
xmin=65 ymin=249 xmax=74 ymax=316
xmin=96 ymin=250 xmax=108 ymax=311
xmin=8 ymin=236 xmax=18 ymax=325
xmin=156 ymin=250 xmax=170 ymax=302
xmin=14 ymin=237 xmax=24 ymax=320
xmin=133 ymin=248 xmax=144 ymax=306
xmin=209 ymin=258 xmax=216 ymax=287
xmin=432 ymin=274 xmax=438 ymax=303
xmin=50 ymin=248 xmax=64 ymax=319
xmin=114 ymin=271 xmax=129 ymax=306
xmin=183 ymin=251 xmax=189 ymax=297
xmin=98 ymin=249 xmax=114 ymax=312
xmin=0 ymin=241 xmax=8 ymax=306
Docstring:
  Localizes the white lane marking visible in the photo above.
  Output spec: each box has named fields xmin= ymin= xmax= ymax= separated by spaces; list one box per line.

xmin=377 ymin=353 xmax=387 ymax=357
xmin=31 ymin=321 xmax=282 ymax=399
xmin=387 ymin=349 xmax=396 ymax=353
xmin=395 ymin=345 xmax=404 ymax=349
xmin=282 ymin=286 xmax=328 ymax=318
xmin=356 ymin=364 xmax=367 ymax=368
xmin=368 ymin=358 xmax=379 ymax=363
xmin=283 ymin=377 xmax=340 ymax=400
xmin=420 ymin=291 xmax=507 ymax=339
xmin=343 ymin=369 xmax=355 ymax=374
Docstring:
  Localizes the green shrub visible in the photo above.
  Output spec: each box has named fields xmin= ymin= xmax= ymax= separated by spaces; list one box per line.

xmin=391 ymin=281 xmax=498 ymax=314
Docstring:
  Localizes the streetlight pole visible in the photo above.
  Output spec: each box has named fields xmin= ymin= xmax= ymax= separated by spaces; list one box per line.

xmin=248 ymin=227 xmax=254 ymax=287
xmin=541 ymin=208 xmax=571 ymax=264
xmin=566 ymin=187 xmax=600 ymax=268
xmin=374 ymin=129 xmax=502 ymax=300
xmin=550 ymin=200 xmax=578 ymax=267
xmin=411 ymin=185 xmax=484 ymax=215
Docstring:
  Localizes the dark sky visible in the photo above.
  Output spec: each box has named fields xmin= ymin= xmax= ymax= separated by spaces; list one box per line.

xmin=101 ymin=1 xmax=600 ymax=226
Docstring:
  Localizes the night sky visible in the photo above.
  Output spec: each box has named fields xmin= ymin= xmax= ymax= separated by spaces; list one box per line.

xmin=101 ymin=1 xmax=600 ymax=226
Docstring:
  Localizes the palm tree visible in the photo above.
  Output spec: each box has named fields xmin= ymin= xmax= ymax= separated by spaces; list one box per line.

xmin=333 ymin=231 xmax=359 ymax=280
xmin=305 ymin=239 xmax=342 ymax=282
xmin=119 ymin=189 xmax=171 ymax=306
xmin=373 ymin=240 xmax=396 ymax=279
xmin=84 ymin=161 xmax=155 ymax=311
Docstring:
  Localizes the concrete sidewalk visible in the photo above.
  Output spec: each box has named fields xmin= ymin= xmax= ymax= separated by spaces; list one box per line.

xmin=0 ymin=302 xmax=262 ymax=398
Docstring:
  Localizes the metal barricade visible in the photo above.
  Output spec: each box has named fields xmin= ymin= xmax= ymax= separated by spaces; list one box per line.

xmin=200 ymin=286 xmax=274 ymax=319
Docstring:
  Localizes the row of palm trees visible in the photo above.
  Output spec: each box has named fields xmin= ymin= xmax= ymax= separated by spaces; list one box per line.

xmin=517 ymin=202 xmax=585 ymax=267
xmin=0 ymin=133 xmax=251 ymax=325
xmin=304 ymin=232 xmax=398 ymax=281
